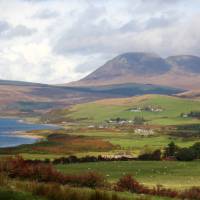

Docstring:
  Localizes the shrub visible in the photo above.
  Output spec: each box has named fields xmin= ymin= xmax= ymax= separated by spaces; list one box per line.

xmin=138 ymin=149 xmax=161 ymax=161
xmin=133 ymin=116 xmax=145 ymax=125
xmin=149 ymin=185 xmax=178 ymax=198
xmin=164 ymin=141 xmax=178 ymax=158
xmin=176 ymin=147 xmax=196 ymax=161
xmin=115 ymin=175 xmax=146 ymax=193
xmin=115 ymin=175 xmax=178 ymax=199
xmin=179 ymin=187 xmax=200 ymax=200
xmin=191 ymin=142 xmax=200 ymax=159
xmin=0 ymin=156 xmax=106 ymax=188
xmin=25 ymin=182 xmax=130 ymax=200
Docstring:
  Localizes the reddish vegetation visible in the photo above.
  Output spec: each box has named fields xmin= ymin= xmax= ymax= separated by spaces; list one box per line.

xmin=0 ymin=156 xmax=106 ymax=188
xmin=32 ymin=135 xmax=114 ymax=154
xmin=115 ymin=175 xmax=147 ymax=193
xmin=0 ymin=134 xmax=115 ymax=155
xmin=1 ymin=157 xmax=200 ymax=200
xmin=179 ymin=187 xmax=200 ymax=200
xmin=115 ymin=175 xmax=200 ymax=199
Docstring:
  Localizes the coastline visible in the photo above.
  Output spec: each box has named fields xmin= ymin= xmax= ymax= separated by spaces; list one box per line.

xmin=0 ymin=117 xmax=59 ymax=148
xmin=13 ymin=131 xmax=45 ymax=140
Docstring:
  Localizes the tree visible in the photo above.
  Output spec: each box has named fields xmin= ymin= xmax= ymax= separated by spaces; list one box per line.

xmin=176 ymin=148 xmax=196 ymax=161
xmin=138 ymin=149 xmax=161 ymax=161
xmin=191 ymin=142 xmax=200 ymax=159
xmin=133 ymin=116 xmax=145 ymax=125
xmin=164 ymin=141 xmax=178 ymax=157
xmin=151 ymin=149 xmax=161 ymax=161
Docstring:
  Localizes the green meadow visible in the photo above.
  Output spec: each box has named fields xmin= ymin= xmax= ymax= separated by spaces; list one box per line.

xmin=107 ymin=135 xmax=200 ymax=150
xmin=57 ymin=160 xmax=200 ymax=189
xmin=10 ymin=127 xmax=199 ymax=159
xmin=61 ymin=95 xmax=200 ymax=125
xmin=1 ymin=94 xmax=200 ymax=200
xmin=0 ymin=188 xmax=45 ymax=200
xmin=0 ymin=185 xmax=172 ymax=200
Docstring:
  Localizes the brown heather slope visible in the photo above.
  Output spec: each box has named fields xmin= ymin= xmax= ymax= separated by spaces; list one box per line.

xmin=0 ymin=81 xmax=101 ymax=116
xmin=176 ymin=90 xmax=200 ymax=100
xmin=0 ymin=79 xmax=183 ymax=117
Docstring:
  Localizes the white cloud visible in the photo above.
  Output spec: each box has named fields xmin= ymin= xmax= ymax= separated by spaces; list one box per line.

xmin=0 ymin=0 xmax=199 ymax=84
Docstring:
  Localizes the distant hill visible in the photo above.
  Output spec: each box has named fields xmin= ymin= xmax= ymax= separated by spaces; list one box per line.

xmin=71 ymin=52 xmax=200 ymax=90
xmin=176 ymin=90 xmax=200 ymax=100
xmin=0 ymin=80 xmax=182 ymax=117
xmin=167 ymin=55 xmax=200 ymax=73
xmin=43 ymin=94 xmax=200 ymax=126
xmin=0 ymin=80 xmax=46 ymax=86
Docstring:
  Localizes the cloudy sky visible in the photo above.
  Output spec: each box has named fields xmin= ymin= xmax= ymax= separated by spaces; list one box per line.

xmin=0 ymin=0 xmax=200 ymax=84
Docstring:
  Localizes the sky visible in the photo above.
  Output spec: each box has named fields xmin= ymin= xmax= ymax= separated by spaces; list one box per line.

xmin=0 ymin=0 xmax=200 ymax=84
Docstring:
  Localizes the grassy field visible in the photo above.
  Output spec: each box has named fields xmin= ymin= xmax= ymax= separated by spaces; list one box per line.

xmin=2 ymin=126 xmax=198 ymax=159
xmin=107 ymin=135 xmax=200 ymax=150
xmin=13 ymin=94 xmax=200 ymax=158
xmin=1 ymin=94 xmax=200 ymax=199
xmin=54 ymin=95 xmax=200 ymax=125
xmin=0 ymin=185 xmax=172 ymax=200
xmin=52 ymin=129 xmax=200 ymax=151
xmin=57 ymin=160 xmax=200 ymax=189
xmin=0 ymin=187 xmax=46 ymax=200
xmin=3 ymin=127 xmax=198 ymax=159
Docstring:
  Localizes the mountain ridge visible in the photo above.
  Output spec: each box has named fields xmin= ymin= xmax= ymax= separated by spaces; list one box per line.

xmin=0 ymin=80 xmax=182 ymax=117
xmin=70 ymin=52 xmax=200 ymax=90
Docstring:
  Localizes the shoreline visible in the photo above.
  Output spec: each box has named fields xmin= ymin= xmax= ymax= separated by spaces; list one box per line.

xmin=13 ymin=131 xmax=45 ymax=140
xmin=0 ymin=117 xmax=61 ymax=148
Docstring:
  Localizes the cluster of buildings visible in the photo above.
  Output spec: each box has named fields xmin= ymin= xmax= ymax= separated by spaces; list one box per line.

xmin=130 ymin=106 xmax=163 ymax=113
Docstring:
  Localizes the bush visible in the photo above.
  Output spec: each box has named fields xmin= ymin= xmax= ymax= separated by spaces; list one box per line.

xmin=115 ymin=175 xmax=147 ymax=193
xmin=164 ymin=141 xmax=178 ymax=157
xmin=133 ymin=116 xmax=145 ymax=125
xmin=179 ymin=187 xmax=200 ymax=200
xmin=138 ymin=149 xmax=161 ymax=161
xmin=26 ymin=182 xmax=130 ymax=200
xmin=0 ymin=156 xmax=106 ymax=188
xmin=115 ymin=175 xmax=178 ymax=198
xmin=191 ymin=142 xmax=200 ymax=159
xmin=176 ymin=148 xmax=196 ymax=161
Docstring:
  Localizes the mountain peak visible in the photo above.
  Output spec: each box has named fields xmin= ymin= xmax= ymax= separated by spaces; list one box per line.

xmin=70 ymin=52 xmax=200 ymax=90
xmin=115 ymin=52 xmax=160 ymax=66
xmin=83 ymin=52 xmax=171 ymax=82
xmin=167 ymin=55 xmax=200 ymax=73
xmin=117 ymin=52 xmax=160 ymax=59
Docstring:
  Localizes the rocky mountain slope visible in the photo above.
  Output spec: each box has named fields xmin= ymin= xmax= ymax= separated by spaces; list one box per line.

xmin=71 ymin=52 xmax=200 ymax=90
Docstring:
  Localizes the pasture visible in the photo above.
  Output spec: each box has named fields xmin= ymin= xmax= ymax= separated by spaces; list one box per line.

xmin=57 ymin=160 xmax=200 ymax=189
xmin=61 ymin=95 xmax=200 ymax=125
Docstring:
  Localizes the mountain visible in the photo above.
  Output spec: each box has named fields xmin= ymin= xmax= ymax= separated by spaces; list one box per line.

xmin=166 ymin=55 xmax=200 ymax=73
xmin=71 ymin=52 xmax=200 ymax=90
xmin=84 ymin=52 xmax=171 ymax=81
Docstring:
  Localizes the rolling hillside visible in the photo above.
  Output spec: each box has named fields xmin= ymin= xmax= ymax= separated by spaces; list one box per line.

xmin=46 ymin=95 xmax=200 ymax=125
xmin=176 ymin=90 xmax=200 ymax=100
xmin=0 ymin=80 xmax=182 ymax=117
